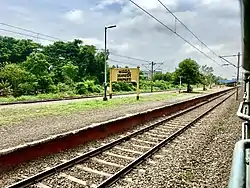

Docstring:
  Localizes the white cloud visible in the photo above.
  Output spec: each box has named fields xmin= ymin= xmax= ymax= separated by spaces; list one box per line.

xmin=64 ymin=10 xmax=84 ymax=24
xmin=74 ymin=37 xmax=130 ymax=53
xmin=132 ymin=0 xmax=177 ymax=10
xmin=92 ymin=0 xmax=124 ymax=11
xmin=0 ymin=0 xmax=242 ymax=79
xmin=78 ymin=37 xmax=103 ymax=47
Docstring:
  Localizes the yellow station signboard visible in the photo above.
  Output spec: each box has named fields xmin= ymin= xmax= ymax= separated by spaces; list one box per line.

xmin=109 ymin=67 xmax=140 ymax=100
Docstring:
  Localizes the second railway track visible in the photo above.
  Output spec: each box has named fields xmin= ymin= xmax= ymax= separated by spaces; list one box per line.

xmin=7 ymin=90 xmax=235 ymax=188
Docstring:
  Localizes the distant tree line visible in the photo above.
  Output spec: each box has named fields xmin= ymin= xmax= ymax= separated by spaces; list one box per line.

xmin=152 ymin=59 xmax=223 ymax=92
xmin=0 ymin=36 xmax=223 ymax=97
xmin=0 ymin=36 xmax=108 ymax=96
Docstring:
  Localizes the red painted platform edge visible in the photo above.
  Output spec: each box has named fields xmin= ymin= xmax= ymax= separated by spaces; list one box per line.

xmin=0 ymin=87 xmax=234 ymax=172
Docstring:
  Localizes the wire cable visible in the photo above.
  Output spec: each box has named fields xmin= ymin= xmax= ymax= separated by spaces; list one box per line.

xmin=0 ymin=22 xmax=61 ymax=40
xmin=129 ymin=0 xmax=223 ymax=67
xmin=0 ymin=28 xmax=56 ymax=42
xmin=110 ymin=52 xmax=152 ymax=62
xmin=108 ymin=59 xmax=141 ymax=66
xmin=157 ymin=0 xmax=220 ymax=58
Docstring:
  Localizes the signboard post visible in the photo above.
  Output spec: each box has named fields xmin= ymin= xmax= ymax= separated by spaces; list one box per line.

xmin=109 ymin=67 xmax=140 ymax=100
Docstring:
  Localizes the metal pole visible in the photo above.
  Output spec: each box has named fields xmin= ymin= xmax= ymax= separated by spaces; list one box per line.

xmin=236 ymin=52 xmax=240 ymax=100
xmin=151 ymin=61 xmax=154 ymax=92
xmin=245 ymin=74 xmax=250 ymax=188
xmin=103 ymin=27 xmax=108 ymax=101
xmin=179 ymin=76 xmax=182 ymax=87
xmin=179 ymin=76 xmax=182 ymax=93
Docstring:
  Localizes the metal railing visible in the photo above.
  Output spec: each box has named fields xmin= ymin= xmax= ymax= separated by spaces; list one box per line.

xmin=229 ymin=73 xmax=250 ymax=188
xmin=228 ymin=0 xmax=250 ymax=187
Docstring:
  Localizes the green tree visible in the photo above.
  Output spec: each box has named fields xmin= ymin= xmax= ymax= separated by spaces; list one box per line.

xmin=22 ymin=52 xmax=50 ymax=76
xmin=153 ymin=72 xmax=173 ymax=82
xmin=139 ymin=71 xmax=146 ymax=80
xmin=0 ymin=36 xmax=41 ymax=65
xmin=62 ymin=62 xmax=78 ymax=83
xmin=174 ymin=58 xmax=201 ymax=92
xmin=200 ymin=65 xmax=214 ymax=89
xmin=83 ymin=46 xmax=104 ymax=83
xmin=0 ymin=64 xmax=35 ymax=96
xmin=153 ymin=72 xmax=164 ymax=81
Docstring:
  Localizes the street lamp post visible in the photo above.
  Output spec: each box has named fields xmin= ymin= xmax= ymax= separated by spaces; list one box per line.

xmin=179 ymin=76 xmax=182 ymax=93
xmin=103 ymin=25 xmax=116 ymax=101
xmin=219 ymin=52 xmax=241 ymax=100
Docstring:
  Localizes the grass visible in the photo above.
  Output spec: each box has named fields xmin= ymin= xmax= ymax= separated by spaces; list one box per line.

xmin=0 ymin=93 xmax=80 ymax=103
xmin=0 ymin=92 xmax=98 ymax=103
xmin=0 ymin=85 xmax=224 ymax=103
xmin=0 ymin=92 xmax=192 ymax=126
xmin=0 ymin=89 xmax=182 ymax=103
xmin=0 ymin=86 xmax=223 ymax=126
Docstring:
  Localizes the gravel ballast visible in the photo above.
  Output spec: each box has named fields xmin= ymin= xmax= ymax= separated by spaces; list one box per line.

xmin=111 ymin=92 xmax=242 ymax=188
xmin=0 ymin=88 xmax=226 ymax=150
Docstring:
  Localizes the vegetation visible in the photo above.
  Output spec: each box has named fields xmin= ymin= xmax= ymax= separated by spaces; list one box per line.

xmin=0 ymin=36 xmax=223 ymax=99
xmin=0 ymin=92 xmax=200 ymax=125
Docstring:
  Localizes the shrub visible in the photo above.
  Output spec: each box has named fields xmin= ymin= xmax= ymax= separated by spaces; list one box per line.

xmin=75 ymin=82 xmax=88 ymax=95
xmin=91 ymin=85 xmax=102 ymax=93
xmin=57 ymin=83 xmax=72 ymax=93
xmin=17 ymin=82 xmax=38 ymax=96
xmin=119 ymin=82 xmax=135 ymax=91
xmin=0 ymin=80 xmax=12 ymax=96
xmin=37 ymin=76 xmax=54 ymax=93
xmin=112 ymin=82 xmax=121 ymax=92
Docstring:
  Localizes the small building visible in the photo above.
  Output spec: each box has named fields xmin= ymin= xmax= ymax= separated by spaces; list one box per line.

xmin=217 ymin=79 xmax=237 ymax=87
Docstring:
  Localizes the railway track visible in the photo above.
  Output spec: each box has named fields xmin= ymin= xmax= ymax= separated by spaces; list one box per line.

xmin=7 ymin=90 xmax=235 ymax=188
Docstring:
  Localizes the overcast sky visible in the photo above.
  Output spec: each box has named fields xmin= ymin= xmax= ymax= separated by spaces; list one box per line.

xmin=0 ymin=0 xmax=242 ymax=79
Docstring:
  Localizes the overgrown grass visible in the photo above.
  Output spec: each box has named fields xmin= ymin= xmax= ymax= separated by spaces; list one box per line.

xmin=0 ymin=89 xmax=180 ymax=103
xmin=0 ymin=92 xmax=193 ymax=125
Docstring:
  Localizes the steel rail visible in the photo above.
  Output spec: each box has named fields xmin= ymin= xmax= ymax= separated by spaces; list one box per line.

xmin=97 ymin=91 xmax=235 ymax=187
xmin=7 ymin=91 xmax=233 ymax=188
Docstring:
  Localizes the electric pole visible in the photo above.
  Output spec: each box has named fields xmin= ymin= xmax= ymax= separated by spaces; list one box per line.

xmin=142 ymin=62 xmax=164 ymax=93
xmin=219 ymin=52 xmax=242 ymax=100
xmin=179 ymin=76 xmax=182 ymax=93
xmin=235 ymin=52 xmax=240 ymax=100
xmin=151 ymin=61 xmax=156 ymax=92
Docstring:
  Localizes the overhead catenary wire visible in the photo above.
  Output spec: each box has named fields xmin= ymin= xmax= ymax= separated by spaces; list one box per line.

xmin=109 ymin=52 xmax=152 ymax=63
xmin=108 ymin=59 xmax=141 ymax=66
xmin=157 ymin=0 xmax=220 ymax=58
xmin=129 ymin=0 xmax=223 ymax=67
xmin=0 ymin=28 xmax=56 ymax=42
xmin=0 ymin=22 xmax=61 ymax=40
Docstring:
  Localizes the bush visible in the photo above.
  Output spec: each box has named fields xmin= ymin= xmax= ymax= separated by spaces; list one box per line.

xmin=0 ymin=80 xmax=12 ymax=96
xmin=139 ymin=80 xmax=151 ymax=91
xmin=75 ymin=80 xmax=103 ymax=94
xmin=91 ymin=85 xmax=102 ymax=93
xmin=112 ymin=82 xmax=121 ymax=92
xmin=153 ymin=80 xmax=168 ymax=90
xmin=37 ymin=76 xmax=54 ymax=93
xmin=47 ymin=84 xmax=59 ymax=93
xmin=57 ymin=83 xmax=72 ymax=93
xmin=75 ymin=82 xmax=88 ymax=95
xmin=17 ymin=82 xmax=38 ymax=96
xmin=119 ymin=82 xmax=135 ymax=91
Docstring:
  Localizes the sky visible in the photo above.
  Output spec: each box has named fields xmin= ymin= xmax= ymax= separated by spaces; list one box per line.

xmin=0 ymin=0 xmax=242 ymax=79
